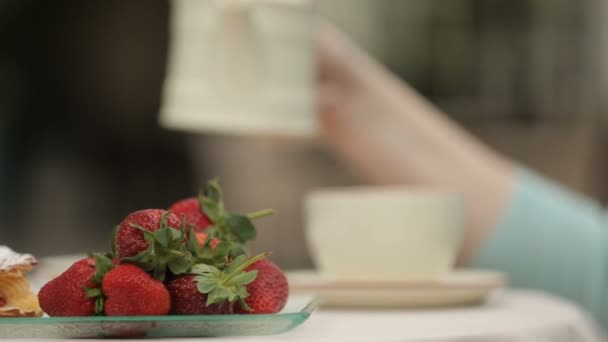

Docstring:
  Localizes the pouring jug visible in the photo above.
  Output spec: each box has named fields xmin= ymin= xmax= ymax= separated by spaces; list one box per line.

xmin=160 ymin=0 xmax=316 ymax=136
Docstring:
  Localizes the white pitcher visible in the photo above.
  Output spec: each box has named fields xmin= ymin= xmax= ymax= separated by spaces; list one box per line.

xmin=160 ymin=0 xmax=316 ymax=136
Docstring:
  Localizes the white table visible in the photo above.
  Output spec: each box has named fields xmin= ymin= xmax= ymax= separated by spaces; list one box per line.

xmin=228 ymin=290 xmax=605 ymax=342
xmin=8 ymin=290 xmax=604 ymax=342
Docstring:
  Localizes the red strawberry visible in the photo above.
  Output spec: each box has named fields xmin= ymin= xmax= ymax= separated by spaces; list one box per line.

xmin=195 ymin=232 xmax=220 ymax=248
xmin=115 ymin=209 xmax=190 ymax=281
xmin=184 ymin=229 xmax=231 ymax=270
xmin=102 ymin=264 xmax=171 ymax=316
xmin=38 ymin=258 xmax=97 ymax=316
xmin=168 ymin=253 xmax=268 ymax=315
xmin=170 ymin=180 xmax=273 ymax=251
xmin=167 ymin=275 xmax=234 ymax=315
xmin=115 ymin=209 xmax=182 ymax=259
xmin=236 ymin=260 xmax=288 ymax=314
xmin=169 ymin=198 xmax=212 ymax=232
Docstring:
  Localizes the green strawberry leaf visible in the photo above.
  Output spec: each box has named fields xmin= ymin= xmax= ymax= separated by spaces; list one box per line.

xmin=168 ymin=252 xmax=192 ymax=275
xmin=121 ymin=249 xmax=154 ymax=272
xmin=154 ymin=228 xmax=171 ymax=248
xmin=85 ymin=287 xmax=102 ymax=298
xmin=236 ymin=286 xmax=249 ymax=299
xmin=229 ymin=243 xmax=248 ymax=258
xmin=230 ymin=270 xmax=258 ymax=286
xmin=91 ymin=253 xmax=115 ymax=284
xmin=200 ymin=197 xmax=221 ymax=223
xmin=121 ymin=213 xmax=192 ymax=281
xmin=199 ymin=179 xmax=225 ymax=223
xmin=153 ymin=260 xmax=167 ymax=281
xmin=188 ymin=228 xmax=200 ymax=251
xmin=223 ymin=253 xmax=267 ymax=285
xmin=168 ymin=231 xmax=187 ymax=253
xmin=203 ymin=225 xmax=220 ymax=239
xmin=110 ymin=225 xmax=119 ymax=258
xmin=207 ymin=287 xmax=230 ymax=306
xmin=130 ymin=223 xmax=157 ymax=246
xmin=238 ymin=297 xmax=253 ymax=312
xmin=225 ymin=216 xmax=252 ymax=239
xmin=206 ymin=178 xmax=223 ymax=204
xmin=192 ymin=263 xmax=219 ymax=275
xmin=190 ymin=253 xmax=267 ymax=308
xmin=84 ymin=286 xmax=105 ymax=315
xmin=94 ymin=297 xmax=104 ymax=315
xmin=214 ymin=241 xmax=231 ymax=256
xmin=225 ymin=255 xmax=248 ymax=274
xmin=224 ymin=214 xmax=257 ymax=242
xmin=195 ymin=276 xmax=218 ymax=293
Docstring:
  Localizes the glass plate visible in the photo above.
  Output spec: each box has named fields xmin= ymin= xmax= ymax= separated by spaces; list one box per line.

xmin=0 ymin=296 xmax=318 ymax=339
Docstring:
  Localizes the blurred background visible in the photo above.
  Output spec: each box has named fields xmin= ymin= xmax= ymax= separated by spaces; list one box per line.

xmin=1 ymin=0 xmax=607 ymax=268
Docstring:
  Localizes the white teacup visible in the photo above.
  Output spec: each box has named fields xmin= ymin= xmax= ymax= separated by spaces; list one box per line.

xmin=305 ymin=187 xmax=464 ymax=282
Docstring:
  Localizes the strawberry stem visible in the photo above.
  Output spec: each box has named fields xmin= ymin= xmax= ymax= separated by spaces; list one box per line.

xmin=246 ymin=209 xmax=274 ymax=220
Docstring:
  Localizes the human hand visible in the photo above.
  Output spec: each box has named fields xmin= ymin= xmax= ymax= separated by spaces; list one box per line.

xmin=316 ymin=22 xmax=436 ymax=183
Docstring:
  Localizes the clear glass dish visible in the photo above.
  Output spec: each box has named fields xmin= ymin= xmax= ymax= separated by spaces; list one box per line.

xmin=0 ymin=296 xmax=318 ymax=338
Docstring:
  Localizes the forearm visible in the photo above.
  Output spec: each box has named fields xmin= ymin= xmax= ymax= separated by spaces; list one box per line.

xmin=472 ymin=168 xmax=608 ymax=328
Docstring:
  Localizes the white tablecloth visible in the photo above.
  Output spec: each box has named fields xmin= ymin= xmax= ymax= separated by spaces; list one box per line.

xmin=7 ymin=290 xmax=605 ymax=342
xmin=228 ymin=290 xmax=605 ymax=342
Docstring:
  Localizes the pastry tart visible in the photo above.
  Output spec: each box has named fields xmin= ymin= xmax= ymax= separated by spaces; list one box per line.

xmin=0 ymin=246 xmax=42 ymax=317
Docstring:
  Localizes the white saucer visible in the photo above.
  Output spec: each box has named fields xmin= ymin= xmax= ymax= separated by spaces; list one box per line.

xmin=287 ymin=269 xmax=507 ymax=309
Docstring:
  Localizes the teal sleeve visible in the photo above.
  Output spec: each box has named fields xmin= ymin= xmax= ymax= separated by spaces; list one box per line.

xmin=471 ymin=168 xmax=608 ymax=327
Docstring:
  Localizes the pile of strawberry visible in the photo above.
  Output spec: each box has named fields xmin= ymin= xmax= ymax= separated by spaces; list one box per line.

xmin=38 ymin=180 xmax=288 ymax=317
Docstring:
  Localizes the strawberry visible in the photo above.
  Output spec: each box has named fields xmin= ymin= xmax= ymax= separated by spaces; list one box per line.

xmin=169 ymin=198 xmax=212 ymax=232
xmin=102 ymin=264 xmax=171 ymax=316
xmin=167 ymin=275 xmax=234 ymax=315
xmin=172 ymin=180 xmax=274 ymax=258
xmin=168 ymin=253 xmax=268 ymax=315
xmin=115 ymin=209 xmax=182 ymax=258
xmin=236 ymin=260 xmax=288 ymax=314
xmin=38 ymin=255 xmax=115 ymax=317
xmin=38 ymin=258 xmax=97 ymax=316
xmin=196 ymin=232 xmax=220 ymax=248
xmin=115 ymin=209 xmax=191 ymax=280
xmin=186 ymin=228 xmax=231 ymax=271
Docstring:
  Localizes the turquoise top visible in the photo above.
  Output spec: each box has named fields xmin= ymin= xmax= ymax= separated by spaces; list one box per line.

xmin=472 ymin=168 xmax=608 ymax=327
